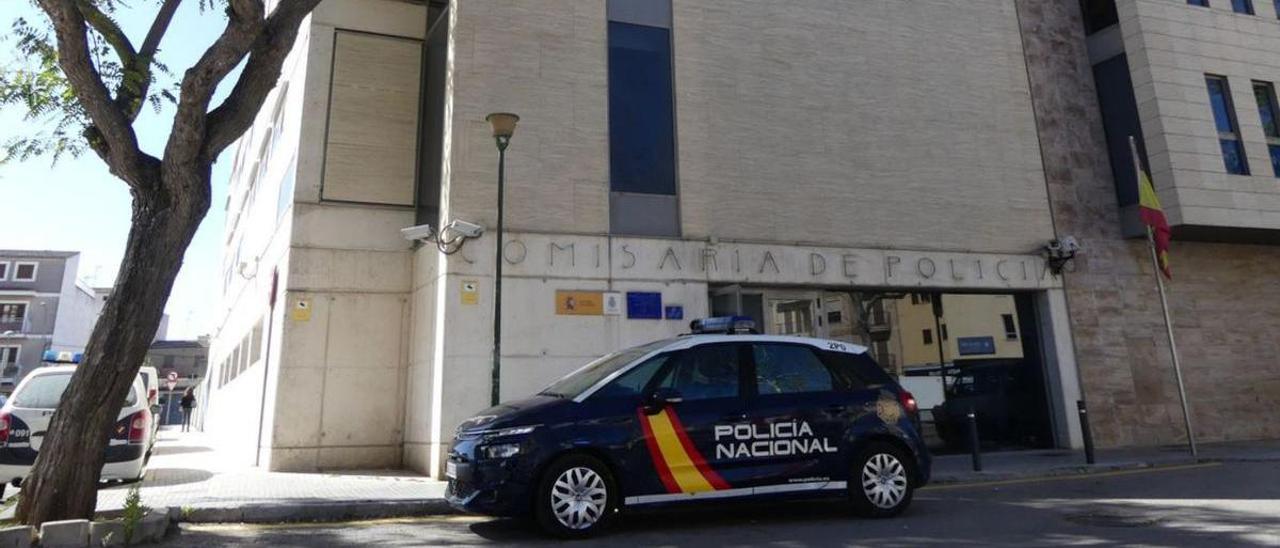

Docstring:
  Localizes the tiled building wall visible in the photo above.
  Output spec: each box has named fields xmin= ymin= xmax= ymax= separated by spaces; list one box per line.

xmin=1122 ymin=0 xmax=1280 ymax=229
xmin=1019 ymin=0 xmax=1280 ymax=447
xmin=444 ymin=0 xmax=1056 ymax=253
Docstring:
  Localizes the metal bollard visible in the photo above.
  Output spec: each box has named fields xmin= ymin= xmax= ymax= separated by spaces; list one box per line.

xmin=967 ymin=409 xmax=982 ymax=472
xmin=1077 ymin=400 xmax=1096 ymax=465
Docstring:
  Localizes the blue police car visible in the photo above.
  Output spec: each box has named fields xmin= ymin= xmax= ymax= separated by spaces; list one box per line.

xmin=446 ymin=317 xmax=930 ymax=537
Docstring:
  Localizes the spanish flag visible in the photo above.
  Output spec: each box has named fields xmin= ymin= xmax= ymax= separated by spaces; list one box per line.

xmin=1132 ymin=138 xmax=1172 ymax=279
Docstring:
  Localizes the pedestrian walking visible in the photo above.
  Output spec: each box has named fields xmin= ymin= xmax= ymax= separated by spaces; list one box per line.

xmin=180 ymin=387 xmax=197 ymax=433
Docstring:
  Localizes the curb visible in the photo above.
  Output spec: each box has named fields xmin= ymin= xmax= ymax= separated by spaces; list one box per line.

xmin=927 ymin=458 xmax=1206 ymax=487
xmin=158 ymin=499 xmax=456 ymax=524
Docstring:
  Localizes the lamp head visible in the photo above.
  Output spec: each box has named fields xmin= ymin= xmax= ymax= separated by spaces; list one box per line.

xmin=486 ymin=112 xmax=520 ymax=150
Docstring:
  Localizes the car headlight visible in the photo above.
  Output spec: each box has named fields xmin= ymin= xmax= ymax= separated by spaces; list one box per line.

xmin=482 ymin=443 xmax=522 ymax=460
xmin=490 ymin=425 xmax=538 ymax=438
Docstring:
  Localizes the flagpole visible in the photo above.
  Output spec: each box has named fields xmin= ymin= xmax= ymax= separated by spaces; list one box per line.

xmin=1130 ymin=136 xmax=1197 ymax=458
xmin=1145 ymin=227 xmax=1197 ymax=458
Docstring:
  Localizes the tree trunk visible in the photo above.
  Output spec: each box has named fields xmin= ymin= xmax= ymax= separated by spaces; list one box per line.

xmin=16 ymin=168 xmax=209 ymax=524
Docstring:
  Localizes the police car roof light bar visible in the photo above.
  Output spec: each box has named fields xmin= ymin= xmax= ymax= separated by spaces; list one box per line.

xmin=41 ymin=350 xmax=83 ymax=364
xmin=689 ymin=316 xmax=758 ymax=335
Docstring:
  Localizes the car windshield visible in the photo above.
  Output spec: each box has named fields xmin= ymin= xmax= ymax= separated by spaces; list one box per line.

xmin=540 ymin=339 xmax=675 ymax=399
xmin=13 ymin=372 xmax=138 ymax=409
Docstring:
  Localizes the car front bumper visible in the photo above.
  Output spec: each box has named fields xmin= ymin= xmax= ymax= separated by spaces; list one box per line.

xmin=444 ymin=437 xmax=537 ymax=517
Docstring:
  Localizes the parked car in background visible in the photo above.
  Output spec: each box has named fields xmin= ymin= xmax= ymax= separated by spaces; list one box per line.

xmin=138 ymin=365 xmax=162 ymax=447
xmin=930 ymin=359 xmax=1052 ymax=451
xmin=0 ymin=366 xmax=153 ymax=497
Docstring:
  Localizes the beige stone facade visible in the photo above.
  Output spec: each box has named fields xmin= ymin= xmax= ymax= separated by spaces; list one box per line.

xmin=206 ymin=0 xmax=1280 ymax=475
xmin=1020 ymin=0 xmax=1280 ymax=447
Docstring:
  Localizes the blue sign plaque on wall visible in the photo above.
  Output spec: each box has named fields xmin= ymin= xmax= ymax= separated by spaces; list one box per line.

xmin=957 ymin=336 xmax=997 ymax=356
xmin=664 ymin=305 xmax=684 ymax=320
xmin=626 ymin=292 xmax=663 ymax=319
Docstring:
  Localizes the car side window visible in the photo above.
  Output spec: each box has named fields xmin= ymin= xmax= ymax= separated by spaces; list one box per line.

xmin=654 ymin=344 xmax=741 ymax=401
xmin=589 ymin=355 xmax=671 ymax=401
xmin=753 ymin=344 xmax=835 ymax=395
xmin=823 ymin=351 xmax=891 ymax=391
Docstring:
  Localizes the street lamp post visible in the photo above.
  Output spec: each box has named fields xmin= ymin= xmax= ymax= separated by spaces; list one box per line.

xmin=486 ymin=112 xmax=519 ymax=407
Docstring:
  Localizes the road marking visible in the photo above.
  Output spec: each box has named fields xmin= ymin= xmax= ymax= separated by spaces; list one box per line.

xmin=920 ymin=462 xmax=1221 ymax=491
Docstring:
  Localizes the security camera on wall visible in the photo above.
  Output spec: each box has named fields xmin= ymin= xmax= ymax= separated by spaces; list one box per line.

xmin=445 ymin=219 xmax=485 ymax=239
xmin=400 ymin=224 xmax=435 ymax=241
xmin=1059 ymin=235 xmax=1081 ymax=254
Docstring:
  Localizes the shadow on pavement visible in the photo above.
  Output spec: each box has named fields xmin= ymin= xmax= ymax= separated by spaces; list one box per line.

xmin=100 ymin=468 xmax=215 ymax=489
xmin=151 ymin=445 xmax=214 ymax=457
xmin=166 ymin=463 xmax=1280 ymax=546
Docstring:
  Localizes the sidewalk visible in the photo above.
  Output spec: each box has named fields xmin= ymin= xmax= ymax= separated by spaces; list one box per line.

xmin=932 ymin=439 xmax=1280 ymax=484
xmin=2 ymin=428 xmax=449 ymax=523
xmin=4 ymin=429 xmax=1280 ymax=524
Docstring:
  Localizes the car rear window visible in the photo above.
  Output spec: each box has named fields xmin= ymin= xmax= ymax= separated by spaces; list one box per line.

xmin=13 ymin=372 xmax=138 ymax=409
xmin=823 ymin=351 xmax=896 ymax=389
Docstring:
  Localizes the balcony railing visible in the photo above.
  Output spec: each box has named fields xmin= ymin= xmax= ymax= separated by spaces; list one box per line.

xmin=0 ymin=318 xmax=29 ymax=334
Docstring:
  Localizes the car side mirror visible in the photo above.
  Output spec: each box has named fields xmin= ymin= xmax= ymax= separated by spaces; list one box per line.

xmin=643 ymin=387 xmax=683 ymax=415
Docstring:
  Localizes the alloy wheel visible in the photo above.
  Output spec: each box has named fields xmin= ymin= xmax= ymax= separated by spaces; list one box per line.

xmin=861 ymin=452 xmax=908 ymax=509
xmin=550 ymin=466 xmax=608 ymax=530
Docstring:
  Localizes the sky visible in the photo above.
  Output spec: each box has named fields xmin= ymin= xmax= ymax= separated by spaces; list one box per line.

xmin=0 ymin=2 xmax=244 ymax=339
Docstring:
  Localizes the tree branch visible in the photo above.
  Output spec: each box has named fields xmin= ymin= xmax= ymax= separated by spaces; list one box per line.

xmin=37 ymin=0 xmax=159 ymax=189
xmin=74 ymin=0 xmax=137 ymax=67
xmin=203 ymin=0 xmax=321 ymax=159
xmin=163 ymin=0 xmax=265 ymax=170
xmin=118 ymin=0 xmax=182 ymax=121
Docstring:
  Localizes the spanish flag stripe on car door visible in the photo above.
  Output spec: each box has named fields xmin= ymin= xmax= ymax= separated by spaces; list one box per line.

xmin=663 ymin=407 xmax=731 ymax=490
xmin=638 ymin=407 xmax=729 ymax=494
xmin=637 ymin=407 xmax=682 ymax=493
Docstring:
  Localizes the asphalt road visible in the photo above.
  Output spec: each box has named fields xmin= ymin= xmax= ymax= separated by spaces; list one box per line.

xmin=171 ymin=462 xmax=1280 ymax=547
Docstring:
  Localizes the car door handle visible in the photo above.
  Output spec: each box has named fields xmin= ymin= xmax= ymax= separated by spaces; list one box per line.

xmin=720 ymin=413 xmax=747 ymax=422
xmin=824 ymin=405 xmax=846 ymax=415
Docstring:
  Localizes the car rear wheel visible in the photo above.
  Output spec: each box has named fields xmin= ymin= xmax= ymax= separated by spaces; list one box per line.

xmin=849 ymin=441 xmax=915 ymax=518
xmin=534 ymin=454 xmax=617 ymax=538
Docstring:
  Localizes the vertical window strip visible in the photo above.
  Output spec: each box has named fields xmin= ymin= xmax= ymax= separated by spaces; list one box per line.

xmin=1206 ymin=75 xmax=1250 ymax=175
xmin=1253 ymin=81 xmax=1280 ymax=176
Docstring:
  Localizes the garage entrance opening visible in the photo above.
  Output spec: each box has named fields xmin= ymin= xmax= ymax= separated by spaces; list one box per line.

xmin=710 ymin=287 xmax=1056 ymax=453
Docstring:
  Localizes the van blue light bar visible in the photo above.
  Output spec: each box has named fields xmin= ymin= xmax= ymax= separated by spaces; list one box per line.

xmin=42 ymin=350 xmax=83 ymax=364
xmin=689 ymin=316 xmax=756 ymax=334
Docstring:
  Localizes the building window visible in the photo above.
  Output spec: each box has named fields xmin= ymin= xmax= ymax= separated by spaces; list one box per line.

xmin=250 ymin=319 xmax=264 ymax=364
xmin=0 ymin=346 xmax=19 ymax=379
xmin=1187 ymin=0 xmax=1209 ymax=6
xmin=922 ymin=329 xmax=933 ymax=345
xmin=1080 ymin=0 xmax=1119 ymax=34
xmin=1206 ymin=75 xmax=1250 ymax=175
xmin=0 ymin=303 xmax=27 ymax=330
xmin=239 ymin=333 xmax=251 ymax=374
xmin=0 ymin=262 xmax=8 ymax=281
xmin=940 ymin=324 xmax=949 ymax=341
xmin=1002 ymin=314 xmax=1019 ymax=340
xmin=12 ymin=262 xmax=37 ymax=282
xmin=1232 ymin=0 xmax=1254 ymax=13
xmin=607 ymin=0 xmax=679 ymax=236
xmin=1253 ymin=81 xmax=1280 ymax=176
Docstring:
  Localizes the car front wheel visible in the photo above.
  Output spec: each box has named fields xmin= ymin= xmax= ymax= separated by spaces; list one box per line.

xmin=849 ymin=441 xmax=915 ymax=518
xmin=533 ymin=454 xmax=617 ymax=538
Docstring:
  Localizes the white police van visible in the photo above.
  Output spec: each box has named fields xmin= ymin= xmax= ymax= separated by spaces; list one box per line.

xmin=0 ymin=357 xmax=153 ymax=497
